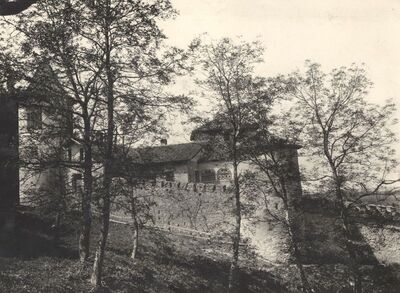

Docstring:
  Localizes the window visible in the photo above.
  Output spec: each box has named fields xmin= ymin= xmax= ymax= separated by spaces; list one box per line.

xmin=164 ymin=170 xmax=174 ymax=182
xmin=79 ymin=148 xmax=84 ymax=161
xmin=194 ymin=170 xmax=200 ymax=183
xmin=200 ymin=169 xmax=216 ymax=183
xmin=66 ymin=148 xmax=72 ymax=161
xmin=72 ymin=173 xmax=83 ymax=193
xmin=27 ymin=108 xmax=42 ymax=130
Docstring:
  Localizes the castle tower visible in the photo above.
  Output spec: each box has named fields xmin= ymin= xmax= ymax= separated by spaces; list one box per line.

xmin=274 ymin=145 xmax=306 ymax=260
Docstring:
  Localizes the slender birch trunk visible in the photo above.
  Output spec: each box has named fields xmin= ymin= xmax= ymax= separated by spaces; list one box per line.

xmin=53 ymin=166 xmax=65 ymax=247
xmin=79 ymin=113 xmax=93 ymax=263
xmin=91 ymin=2 xmax=114 ymax=285
xmin=228 ymin=159 xmax=241 ymax=293
xmin=325 ymin=143 xmax=362 ymax=293
xmin=335 ymin=184 xmax=362 ymax=293
xmin=282 ymin=201 xmax=311 ymax=293
xmin=53 ymin=212 xmax=61 ymax=246
xmin=130 ymin=202 xmax=139 ymax=260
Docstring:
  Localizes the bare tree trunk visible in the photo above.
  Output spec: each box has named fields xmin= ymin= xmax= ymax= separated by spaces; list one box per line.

xmin=90 ymin=115 xmax=113 ymax=286
xmin=324 ymin=137 xmax=362 ymax=293
xmin=131 ymin=221 xmax=139 ymax=259
xmin=53 ymin=212 xmax=61 ymax=246
xmin=90 ymin=123 xmax=113 ymax=287
xmin=54 ymin=166 xmax=66 ymax=247
xmin=283 ymin=205 xmax=311 ymax=293
xmin=328 ymin=177 xmax=362 ymax=292
xmin=332 ymin=175 xmax=362 ymax=293
xmin=91 ymin=4 xmax=114 ymax=285
xmin=338 ymin=201 xmax=362 ymax=293
xmin=131 ymin=225 xmax=139 ymax=259
xmin=90 ymin=193 xmax=111 ymax=286
xmin=130 ymin=196 xmax=139 ymax=259
xmin=228 ymin=161 xmax=241 ymax=293
xmin=79 ymin=115 xmax=93 ymax=263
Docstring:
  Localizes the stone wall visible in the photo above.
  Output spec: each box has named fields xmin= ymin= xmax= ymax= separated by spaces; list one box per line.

xmin=357 ymin=223 xmax=400 ymax=264
xmin=112 ymin=182 xmax=400 ymax=265
xmin=112 ymin=181 xmax=290 ymax=263
xmin=301 ymin=198 xmax=400 ymax=265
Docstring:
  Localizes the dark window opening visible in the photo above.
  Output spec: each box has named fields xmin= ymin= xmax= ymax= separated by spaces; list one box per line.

xmin=27 ymin=108 xmax=42 ymax=131
xmin=67 ymin=148 xmax=72 ymax=161
xmin=79 ymin=148 xmax=84 ymax=161
xmin=72 ymin=173 xmax=82 ymax=193
xmin=200 ymin=169 xmax=216 ymax=183
xmin=164 ymin=170 xmax=174 ymax=182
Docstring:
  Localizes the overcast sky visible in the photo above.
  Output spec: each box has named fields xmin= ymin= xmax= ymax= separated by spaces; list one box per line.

xmin=160 ymin=0 xmax=400 ymax=168
xmin=162 ymin=0 xmax=400 ymax=102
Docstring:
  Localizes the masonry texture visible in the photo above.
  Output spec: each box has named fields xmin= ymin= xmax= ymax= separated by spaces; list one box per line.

xmin=110 ymin=181 xmax=400 ymax=266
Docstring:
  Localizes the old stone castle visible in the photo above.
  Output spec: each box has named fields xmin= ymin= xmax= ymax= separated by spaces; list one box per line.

xmin=1 ymin=63 xmax=399 ymax=266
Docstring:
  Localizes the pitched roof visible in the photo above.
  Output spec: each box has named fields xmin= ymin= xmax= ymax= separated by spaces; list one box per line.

xmin=190 ymin=118 xmax=258 ymax=141
xmin=135 ymin=142 xmax=203 ymax=164
xmin=27 ymin=62 xmax=63 ymax=94
xmin=21 ymin=62 xmax=67 ymax=107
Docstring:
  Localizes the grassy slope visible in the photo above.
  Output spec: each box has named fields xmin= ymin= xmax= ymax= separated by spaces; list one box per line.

xmin=0 ymin=210 xmax=289 ymax=293
xmin=1 ymin=210 xmax=399 ymax=293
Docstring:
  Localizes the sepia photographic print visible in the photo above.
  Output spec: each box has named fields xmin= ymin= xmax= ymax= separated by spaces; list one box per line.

xmin=1 ymin=1 xmax=399 ymax=292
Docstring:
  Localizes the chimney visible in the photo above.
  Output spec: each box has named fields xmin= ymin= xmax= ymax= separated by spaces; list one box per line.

xmin=160 ymin=138 xmax=167 ymax=145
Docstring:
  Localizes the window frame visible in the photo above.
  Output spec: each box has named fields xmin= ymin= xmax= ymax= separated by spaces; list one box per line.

xmin=26 ymin=107 xmax=42 ymax=131
xmin=199 ymin=169 xmax=216 ymax=183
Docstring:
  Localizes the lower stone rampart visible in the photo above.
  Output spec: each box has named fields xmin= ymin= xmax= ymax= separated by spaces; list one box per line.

xmin=111 ymin=181 xmax=400 ymax=265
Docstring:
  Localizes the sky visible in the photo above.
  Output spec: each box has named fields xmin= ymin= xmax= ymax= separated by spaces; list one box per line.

xmin=159 ymin=0 xmax=400 ymax=173
xmin=161 ymin=0 xmax=400 ymax=104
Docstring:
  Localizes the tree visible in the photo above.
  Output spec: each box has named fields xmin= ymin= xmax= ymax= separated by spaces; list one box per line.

xmin=244 ymin=143 xmax=311 ymax=293
xmin=76 ymin=1 xmax=192 ymax=286
xmin=193 ymin=37 xmax=273 ymax=292
xmin=226 ymin=71 xmax=312 ymax=292
xmin=0 ymin=45 xmax=24 ymax=252
xmin=7 ymin=0 xmax=108 ymax=264
xmin=282 ymin=62 xmax=399 ymax=293
xmin=110 ymin=177 xmax=156 ymax=260
xmin=18 ymin=63 xmax=76 ymax=246
xmin=7 ymin=3 xmax=192 ymax=284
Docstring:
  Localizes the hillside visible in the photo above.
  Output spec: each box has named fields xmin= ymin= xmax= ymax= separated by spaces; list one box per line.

xmin=0 ymin=209 xmax=399 ymax=293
